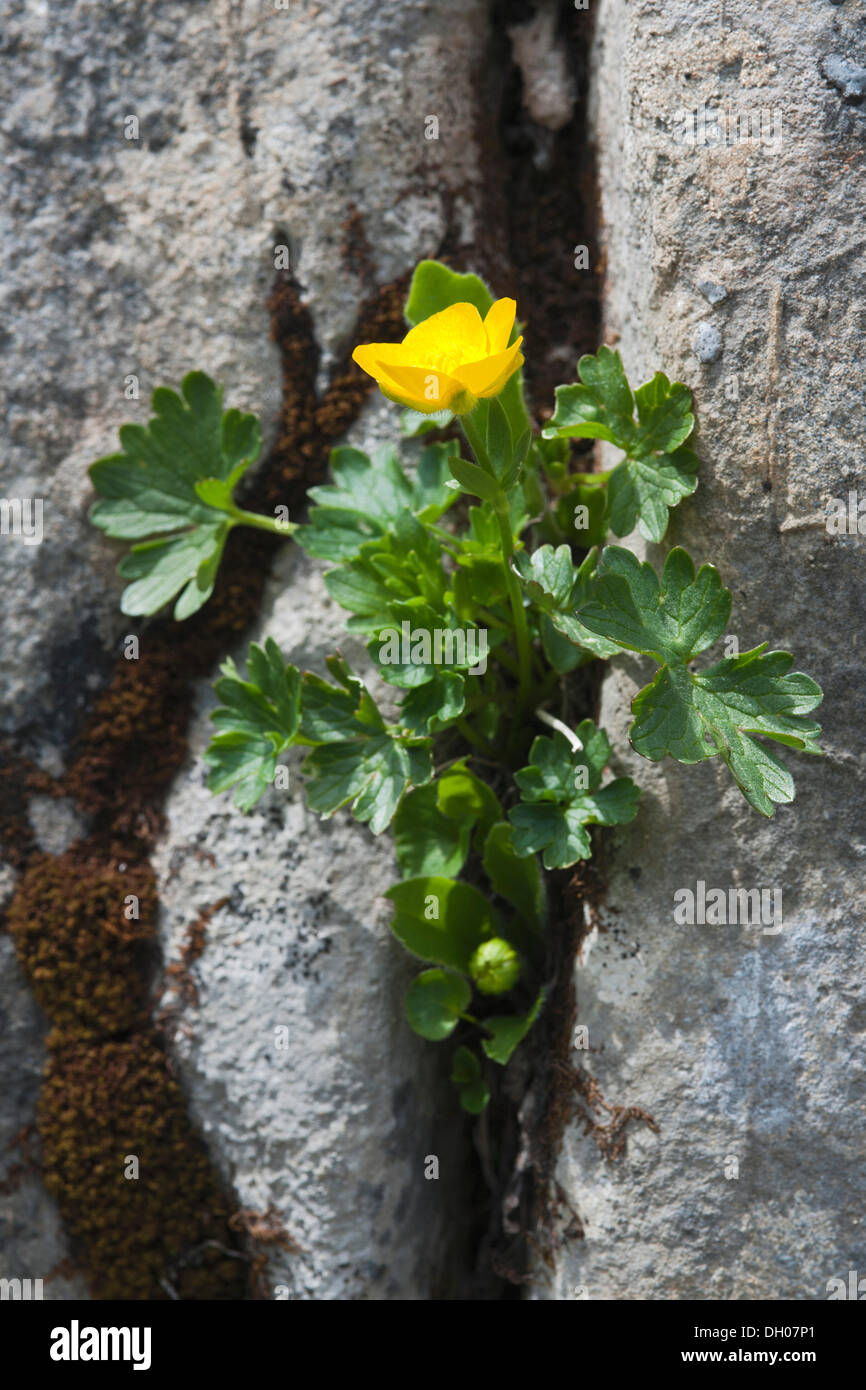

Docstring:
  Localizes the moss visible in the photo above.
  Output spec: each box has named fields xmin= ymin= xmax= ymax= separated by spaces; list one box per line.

xmin=7 ymin=842 xmax=156 ymax=1039
xmin=0 ymin=751 xmax=54 ymax=869
xmin=39 ymin=1030 xmax=246 ymax=1300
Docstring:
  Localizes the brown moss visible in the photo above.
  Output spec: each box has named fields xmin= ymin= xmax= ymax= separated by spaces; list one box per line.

xmin=158 ymin=895 xmax=230 ymax=1021
xmin=7 ymin=842 xmax=156 ymax=1038
xmin=0 ymin=751 xmax=56 ymax=870
xmin=229 ymin=1207 xmax=303 ymax=1298
xmin=39 ymin=1030 xmax=246 ymax=1300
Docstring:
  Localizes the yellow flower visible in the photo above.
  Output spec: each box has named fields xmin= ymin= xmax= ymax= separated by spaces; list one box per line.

xmin=352 ymin=298 xmax=524 ymax=415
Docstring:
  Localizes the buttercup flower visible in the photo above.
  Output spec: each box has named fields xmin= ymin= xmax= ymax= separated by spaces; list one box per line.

xmin=352 ymin=298 xmax=524 ymax=415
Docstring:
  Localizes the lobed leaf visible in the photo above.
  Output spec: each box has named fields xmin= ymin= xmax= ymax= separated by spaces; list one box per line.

xmin=543 ymin=347 xmax=698 ymax=542
xmin=577 ymin=546 xmax=824 ymax=815
xmin=89 ymin=372 xmax=262 ymax=618
xmin=204 ymin=638 xmax=300 ymax=812
xmin=509 ymin=724 xmax=640 ymax=869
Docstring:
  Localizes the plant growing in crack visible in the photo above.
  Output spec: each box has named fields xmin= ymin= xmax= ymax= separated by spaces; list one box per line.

xmin=89 ymin=259 xmax=824 ymax=1113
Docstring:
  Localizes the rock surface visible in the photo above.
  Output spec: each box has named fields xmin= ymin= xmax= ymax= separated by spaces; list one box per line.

xmin=0 ymin=0 xmax=497 ymax=1298
xmin=531 ymin=0 xmax=866 ymax=1301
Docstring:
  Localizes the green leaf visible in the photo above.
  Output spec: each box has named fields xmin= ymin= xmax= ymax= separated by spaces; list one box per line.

xmin=606 ymin=445 xmax=699 ymax=545
xmin=557 ymin=480 xmax=609 ymax=549
xmin=577 ymin=546 xmax=823 ymax=816
xmin=509 ymin=724 xmax=640 ymax=869
xmin=406 ymin=969 xmax=470 ymax=1042
xmin=450 ymin=1045 xmax=481 ymax=1086
xmin=482 ymin=990 xmax=545 ymax=1066
xmin=436 ymin=761 xmax=502 ymax=833
xmin=324 ymin=513 xmax=448 ymax=635
xmin=299 ymin=657 xmax=432 ymax=833
xmin=452 ymin=556 xmax=507 ymax=618
xmin=483 ymin=398 xmax=514 ymax=484
xmin=482 ymin=822 xmax=545 ymax=930
xmin=449 ymin=1045 xmax=491 ymax=1113
xmin=542 ymin=348 xmax=698 ymax=542
xmin=538 ymin=615 xmax=588 ymax=674
xmin=514 ymin=544 xmax=619 ymax=661
xmin=295 ymin=442 xmax=458 ymax=561
xmin=544 ymin=346 xmax=635 ymax=447
xmin=393 ymin=783 xmax=472 ymax=879
xmin=459 ymin=1078 xmax=491 ymax=1113
xmin=398 ymin=671 xmax=466 ymax=735
xmin=204 ymin=638 xmax=301 ymax=812
xmin=385 ymin=876 xmax=493 ymax=971
xmin=369 ymin=601 xmax=489 ymax=691
xmin=405 ymin=260 xmax=495 ymax=327
xmin=89 ymin=372 xmax=262 ymax=619
xmin=448 ymin=453 xmax=502 ymax=502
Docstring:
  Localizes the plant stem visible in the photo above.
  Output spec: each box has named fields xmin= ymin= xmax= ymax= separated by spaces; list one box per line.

xmin=229 ymin=506 xmax=297 ymax=537
xmin=494 ymin=496 xmax=533 ymax=720
xmin=459 ymin=413 xmax=534 ymax=727
xmin=570 ymin=468 xmax=614 ymax=485
xmin=459 ymin=411 xmax=491 ymax=473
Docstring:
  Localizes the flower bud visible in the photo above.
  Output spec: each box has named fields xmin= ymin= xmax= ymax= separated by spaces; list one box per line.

xmin=468 ymin=938 xmax=521 ymax=995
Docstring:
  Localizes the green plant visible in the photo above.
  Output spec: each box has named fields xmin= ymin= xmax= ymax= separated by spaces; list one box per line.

xmin=89 ymin=260 xmax=823 ymax=1112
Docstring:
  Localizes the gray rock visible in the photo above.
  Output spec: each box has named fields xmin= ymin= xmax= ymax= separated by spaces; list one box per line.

xmin=27 ymin=797 xmax=87 ymax=857
xmin=532 ymin=0 xmax=866 ymax=1301
xmin=508 ymin=1 xmax=577 ymax=132
xmin=0 ymin=0 xmax=497 ymax=1299
xmin=697 ymin=280 xmax=728 ymax=305
xmin=822 ymin=55 xmax=866 ymax=102
xmin=693 ymin=320 xmax=724 ymax=363
xmin=0 ymin=0 xmax=493 ymax=748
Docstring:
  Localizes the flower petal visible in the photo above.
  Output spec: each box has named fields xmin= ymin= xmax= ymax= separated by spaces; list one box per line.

xmin=451 ymin=338 xmax=524 ymax=396
xmin=402 ymin=302 xmax=487 ymax=364
xmin=353 ymin=342 xmax=415 ymax=377
xmin=373 ymin=361 xmax=462 ymax=413
xmin=479 ymin=349 xmax=525 ymax=399
xmin=483 ymin=297 xmax=517 ymax=355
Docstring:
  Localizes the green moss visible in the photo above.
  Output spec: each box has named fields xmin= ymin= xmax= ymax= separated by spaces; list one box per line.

xmin=8 ymin=842 xmax=156 ymax=1039
xmin=39 ymin=1030 xmax=246 ymax=1300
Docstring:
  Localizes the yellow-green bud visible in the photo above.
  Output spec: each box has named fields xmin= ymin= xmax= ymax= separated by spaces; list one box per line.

xmin=468 ymin=938 xmax=521 ymax=995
